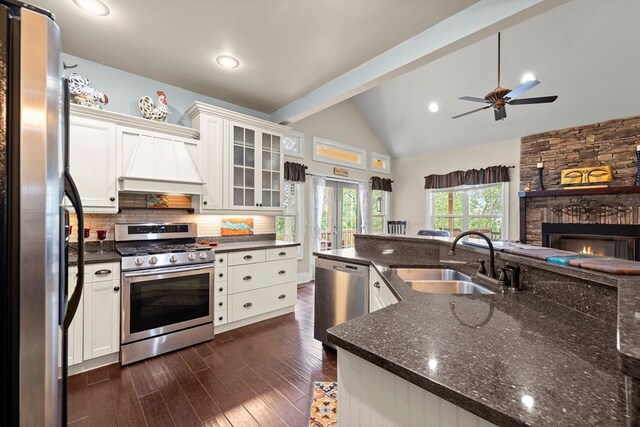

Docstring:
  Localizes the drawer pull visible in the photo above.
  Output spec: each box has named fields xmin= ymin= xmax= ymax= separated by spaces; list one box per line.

xmin=243 ymin=302 xmax=253 ymax=308
xmin=278 ymin=294 xmax=286 ymax=299
xmin=95 ymin=269 xmax=111 ymax=276
xmin=218 ymin=301 xmax=224 ymax=307
xmin=243 ymin=255 xmax=253 ymax=260
xmin=373 ymin=281 xmax=380 ymax=289
xmin=218 ymin=316 xmax=223 ymax=321
xmin=278 ymin=251 xmax=286 ymax=256
xmin=218 ymin=273 xmax=224 ymax=278
xmin=278 ymin=270 xmax=286 ymax=275
xmin=218 ymin=287 xmax=224 ymax=292
xmin=243 ymin=275 xmax=252 ymax=281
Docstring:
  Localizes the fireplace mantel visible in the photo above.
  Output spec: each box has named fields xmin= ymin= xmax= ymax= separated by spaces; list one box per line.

xmin=518 ymin=185 xmax=640 ymax=198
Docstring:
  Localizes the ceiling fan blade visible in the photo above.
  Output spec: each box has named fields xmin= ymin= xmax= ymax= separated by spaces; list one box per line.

xmin=504 ymin=80 xmax=540 ymax=100
xmin=452 ymin=105 xmax=492 ymax=119
xmin=494 ymin=107 xmax=507 ymax=121
xmin=459 ymin=96 xmax=491 ymax=104
xmin=508 ymin=95 xmax=558 ymax=105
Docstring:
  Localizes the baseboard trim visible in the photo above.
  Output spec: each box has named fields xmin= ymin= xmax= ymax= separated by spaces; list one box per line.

xmin=214 ymin=305 xmax=295 ymax=333
xmin=68 ymin=352 xmax=119 ymax=376
xmin=297 ymin=271 xmax=312 ymax=284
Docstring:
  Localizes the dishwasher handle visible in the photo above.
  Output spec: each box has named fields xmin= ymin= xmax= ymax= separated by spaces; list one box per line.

xmin=316 ymin=257 xmax=368 ymax=278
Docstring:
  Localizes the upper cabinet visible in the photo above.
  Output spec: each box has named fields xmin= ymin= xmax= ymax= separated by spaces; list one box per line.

xmin=67 ymin=115 xmax=118 ymax=213
xmin=187 ymin=102 xmax=288 ymax=213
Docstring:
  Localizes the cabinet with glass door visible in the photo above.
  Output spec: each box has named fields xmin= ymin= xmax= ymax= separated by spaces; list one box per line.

xmin=229 ymin=122 xmax=283 ymax=211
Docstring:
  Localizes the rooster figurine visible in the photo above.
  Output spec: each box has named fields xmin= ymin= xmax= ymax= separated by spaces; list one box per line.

xmin=139 ymin=91 xmax=169 ymax=122
xmin=67 ymin=73 xmax=109 ymax=108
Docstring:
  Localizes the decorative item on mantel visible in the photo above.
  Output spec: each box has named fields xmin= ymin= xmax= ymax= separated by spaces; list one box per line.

xmin=221 ymin=217 xmax=254 ymax=236
xmin=560 ymin=164 xmax=613 ymax=189
xmin=635 ymin=145 xmax=640 ymax=186
xmin=536 ymin=162 xmax=545 ymax=191
xmin=67 ymin=73 xmax=109 ymax=109
xmin=139 ymin=90 xmax=169 ymax=122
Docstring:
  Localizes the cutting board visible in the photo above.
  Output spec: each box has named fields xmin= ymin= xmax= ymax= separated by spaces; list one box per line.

xmin=546 ymin=254 xmax=595 ymax=266
xmin=568 ymin=257 xmax=640 ymax=275
xmin=503 ymin=245 xmax=575 ymax=260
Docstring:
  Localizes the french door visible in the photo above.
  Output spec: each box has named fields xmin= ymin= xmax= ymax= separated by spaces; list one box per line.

xmin=321 ymin=181 xmax=360 ymax=250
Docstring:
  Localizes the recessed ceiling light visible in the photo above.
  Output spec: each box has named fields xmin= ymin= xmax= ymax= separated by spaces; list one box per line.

xmin=216 ymin=55 xmax=240 ymax=69
xmin=521 ymin=72 xmax=537 ymax=83
xmin=72 ymin=0 xmax=110 ymax=16
xmin=428 ymin=102 xmax=439 ymax=113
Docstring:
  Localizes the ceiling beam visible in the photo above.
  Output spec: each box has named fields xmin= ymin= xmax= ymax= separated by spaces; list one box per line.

xmin=270 ymin=0 xmax=568 ymax=125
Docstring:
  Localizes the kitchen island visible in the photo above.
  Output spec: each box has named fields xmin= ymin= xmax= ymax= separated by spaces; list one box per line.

xmin=316 ymin=234 xmax=639 ymax=426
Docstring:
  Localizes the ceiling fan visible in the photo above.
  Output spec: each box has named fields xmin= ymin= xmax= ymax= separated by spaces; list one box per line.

xmin=452 ymin=32 xmax=558 ymax=121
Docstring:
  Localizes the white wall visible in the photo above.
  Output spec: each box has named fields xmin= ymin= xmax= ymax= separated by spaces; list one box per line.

xmin=61 ymin=53 xmax=269 ymax=126
xmin=286 ymin=99 xmax=392 ymax=277
xmin=391 ymin=139 xmax=521 ymax=239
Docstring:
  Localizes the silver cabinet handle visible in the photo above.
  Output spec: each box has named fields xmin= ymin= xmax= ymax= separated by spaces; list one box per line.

xmin=95 ymin=269 xmax=111 ymax=276
xmin=278 ymin=270 xmax=286 ymax=275
xmin=278 ymin=251 xmax=286 ymax=256
xmin=278 ymin=294 xmax=286 ymax=299
xmin=243 ymin=302 xmax=253 ymax=308
xmin=243 ymin=276 xmax=252 ymax=281
xmin=373 ymin=281 xmax=380 ymax=288
xmin=243 ymin=255 xmax=253 ymax=260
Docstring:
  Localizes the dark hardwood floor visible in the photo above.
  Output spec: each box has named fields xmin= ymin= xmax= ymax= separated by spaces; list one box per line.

xmin=68 ymin=281 xmax=337 ymax=427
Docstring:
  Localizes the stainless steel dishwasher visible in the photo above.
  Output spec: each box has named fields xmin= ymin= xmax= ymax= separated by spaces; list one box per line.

xmin=314 ymin=257 xmax=369 ymax=348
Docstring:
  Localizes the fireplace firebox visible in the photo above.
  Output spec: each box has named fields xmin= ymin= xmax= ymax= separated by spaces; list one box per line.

xmin=542 ymin=223 xmax=640 ymax=261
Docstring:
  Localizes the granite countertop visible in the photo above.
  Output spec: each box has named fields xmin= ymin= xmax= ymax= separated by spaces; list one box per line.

xmin=68 ymin=249 xmax=121 ymax=266
xmin=317 ymin=247 xmax=632 ymax=426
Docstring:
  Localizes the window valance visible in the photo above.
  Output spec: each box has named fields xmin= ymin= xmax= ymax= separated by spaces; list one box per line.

xmin=371 ymin=176 xmax=393 ymax=192
xmin=284 ymin=161 xmax=308 ymax=183
xmin=424 ymin=165 xmax=511 ymax=189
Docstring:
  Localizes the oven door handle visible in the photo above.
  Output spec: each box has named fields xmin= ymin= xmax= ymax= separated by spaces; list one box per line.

xmin=123 ymin=263 xmax=213 ymax=278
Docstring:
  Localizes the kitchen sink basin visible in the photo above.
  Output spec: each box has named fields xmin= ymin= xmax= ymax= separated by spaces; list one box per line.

xmin=392 ymin=268 xmax=494 ymax=295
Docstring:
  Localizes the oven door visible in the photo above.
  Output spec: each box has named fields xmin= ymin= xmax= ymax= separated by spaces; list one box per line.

xmin=122 ymin=264 xmax=214 ymax=344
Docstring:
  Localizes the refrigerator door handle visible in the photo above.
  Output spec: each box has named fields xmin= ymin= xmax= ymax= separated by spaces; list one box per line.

xmin=62 ymin=78 xmax=85 ymax=332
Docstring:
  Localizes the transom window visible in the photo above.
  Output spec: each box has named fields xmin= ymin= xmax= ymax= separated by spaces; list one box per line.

xmin=427 ymin=183 xmax=508 ymax=239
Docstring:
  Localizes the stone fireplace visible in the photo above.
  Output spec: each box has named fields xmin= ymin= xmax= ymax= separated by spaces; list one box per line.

xmin=519 ymin=115 xmax=640 ymax=260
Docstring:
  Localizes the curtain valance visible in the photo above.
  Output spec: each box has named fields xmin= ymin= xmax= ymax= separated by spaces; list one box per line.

xmin=424 ymin=165 xmax=510 ymax=189
xmin=284 ymin=161 xmax=308 ymax=182
xmin=371 ymin=176 xmax=393 ymax=192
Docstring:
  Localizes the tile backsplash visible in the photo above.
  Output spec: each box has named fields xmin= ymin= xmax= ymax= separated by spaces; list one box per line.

xmin=69 ymin=211 xmax=275 ymax=242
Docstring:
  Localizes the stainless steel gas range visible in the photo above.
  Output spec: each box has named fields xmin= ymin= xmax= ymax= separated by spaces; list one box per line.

xmin=115 ymin=223 xmax=215 ymax=365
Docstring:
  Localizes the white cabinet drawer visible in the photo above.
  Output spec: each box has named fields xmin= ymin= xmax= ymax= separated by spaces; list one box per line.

xmin=228 ymin=259 xmax=296 ymax=293
xmin=215 ymin=253 xmax=228 ymax=267
xmin=214 ymin=281 xmax=228 ymax=296
xmin=229 ymin=282 xmax=296 ymax=322
xmin=214 ymin=296 xmax=227 ymax=311
xmin=89 ymin=263 xmax=120 ymax=282
xmin=229 ymin=249 xmax=265 ymax=266
xmin=265 ymin=246 xmax=297 ymax=261
xmin=215 ymin=267 xmax=228 ymax=283
xmin=69 ymin=265 xmax=90 ymax=284
xmin=214 ymin=310 xmax=227 ymax=326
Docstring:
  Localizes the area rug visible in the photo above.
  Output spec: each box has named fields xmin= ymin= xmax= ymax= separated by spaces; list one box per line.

xmin=309 ymin=381 xmax=338 ymax=427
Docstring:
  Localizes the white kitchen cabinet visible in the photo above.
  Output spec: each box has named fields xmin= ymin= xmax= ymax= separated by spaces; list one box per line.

xmin=67 ymin=115 xmax=118 ymax=213
xmin=229 ymin=122 xmax=284 ymax=211
xmin=64 ymin=266 xmax=84 ymax=367
xmin=193 ymin=113 xmax=225 ymax=210
xmin=229 ymin=282 xmax=296 ymax=323
xmin=82 ymin=263 xmax=121 ymax=360
xmin=369 ymin=267 xmax=399 ymax=313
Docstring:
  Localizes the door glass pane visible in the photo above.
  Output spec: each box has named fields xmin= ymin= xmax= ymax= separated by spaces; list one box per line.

xmin=262 ymin=171 xmax=271 ymax=189
xmin=341 ymin=186 xmax=358 ymax=249
xmin=262 ymin=133 xmax=271 ymax=150
xmin=272 ymin=153 xmax=280 ymax=171
xmin=272 ymin=136 xmax=280 ymax=152
xmin=271 ymin=173 xmax=280 ymax=190
xmin=245 ymin=129 xmax=255 ymax=147
xmin=272 ymin=191 xmax=280 ymax=207
xmin=234 ymin=188 xmax=243 ymax=206
xmin=245 ymin=189 xmax=254 ymax=206
xmin=262 ymin=191 xmax=271 ymax=207
xmin=234 ymin=146 xmax=243 ymax=166
xmin=245 ymin=170 xmax=254 ymax=188
xmin=130 ymin=273 xmax=210 ymax=333
xmin=245 ymin=148 xmax=255 ymax=167
xmin=234 ymin=126 xmax=243 ymax=143
xmin=262 ymin=151 xmax=271 ymax=171
xmin=234 ymin=167 xmax=243 ymax=187
xmin=321 ymin=186 xmax=336 ymax=251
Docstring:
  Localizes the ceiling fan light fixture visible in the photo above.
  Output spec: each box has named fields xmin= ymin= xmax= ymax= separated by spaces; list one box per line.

xmin=72 ymin=0 xmax=110 ymax=16
xmin=216 ymin=55 xmax=240 ymax=69
xmin=521 ymin=72 xmax=537 ymax=83
xmin=428 ymin=102 xmax=439 ymax=113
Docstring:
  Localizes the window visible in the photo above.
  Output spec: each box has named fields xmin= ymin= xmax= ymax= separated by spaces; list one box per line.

xmin=372 ymin=189 xmax=387 ymax=234
xmin=427 ymin=183 xmax=508 ymax=239
xmin=312 ymin=137 xmax=367 ymax=170
xmin=282 ymin=130 xmax=305 ymax=159
xmin=276 ymin=181 xmax=303 ymax=258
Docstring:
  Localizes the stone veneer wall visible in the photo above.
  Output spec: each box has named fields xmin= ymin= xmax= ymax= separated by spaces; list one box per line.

xmin=69 ymin=193 xmax=275 ymax=242
xmin=520 ymin=115 xmax=640 ymax=245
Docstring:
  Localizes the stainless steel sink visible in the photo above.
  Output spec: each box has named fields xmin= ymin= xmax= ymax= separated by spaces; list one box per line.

xmin=393 ymin=268 xmax=494 ymax=295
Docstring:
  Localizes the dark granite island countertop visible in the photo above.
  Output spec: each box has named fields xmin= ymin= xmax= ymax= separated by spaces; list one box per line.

xmin=317 ymin=246 xmax=633 ymax=426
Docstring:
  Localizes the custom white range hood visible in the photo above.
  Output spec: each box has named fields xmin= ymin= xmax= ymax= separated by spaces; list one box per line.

xmin=118 ymin=126 xmax=204 ymax=195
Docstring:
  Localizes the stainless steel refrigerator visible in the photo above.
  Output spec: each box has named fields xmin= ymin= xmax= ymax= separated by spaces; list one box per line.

xmin=0 ymin=1 xmax=85 ymax=425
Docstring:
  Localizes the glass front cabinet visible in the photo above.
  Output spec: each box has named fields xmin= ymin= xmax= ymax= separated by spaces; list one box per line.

xmin=230 ymin=122 xmax=283 ymax=211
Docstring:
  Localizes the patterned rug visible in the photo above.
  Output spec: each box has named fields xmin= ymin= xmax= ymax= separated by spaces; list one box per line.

xmin=309 ymin=381 xmax=338 ymax=427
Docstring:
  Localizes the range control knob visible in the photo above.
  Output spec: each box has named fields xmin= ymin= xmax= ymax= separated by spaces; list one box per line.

xmin=199 ymin=252 xmax=208 ymax=260
xmin=170 ymin=255 xmax=178 ymax=263
xmin=149 ymin=256 xmax=158 ymax=265
xmin=135 ymin=257 xmax=144 ymax=266
xmin=188 ymin=253 xmax=197 ymax=261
